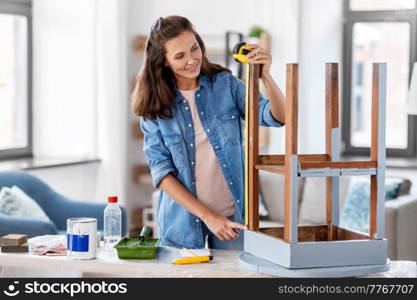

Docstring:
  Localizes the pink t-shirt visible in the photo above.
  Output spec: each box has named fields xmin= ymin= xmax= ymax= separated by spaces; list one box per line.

xmin=179 ymin=88 xmax=235 ymax=217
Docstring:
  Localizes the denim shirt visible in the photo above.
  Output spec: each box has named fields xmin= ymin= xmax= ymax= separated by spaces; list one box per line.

xmin=140 ymin=71 xmax=284 ymax=248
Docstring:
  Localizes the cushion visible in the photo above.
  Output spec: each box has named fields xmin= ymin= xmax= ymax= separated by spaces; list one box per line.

xmin=298 ymin=176 xmax=412 ymax=225
xmin=339 ymin=177 xmax=402 ymax=233
xmin=258 ymin=191 xmax=269 ymax=219
xmin=0 ymin=185 xmax=51 ymax=222
xmin=396 ymin=177 xmax=412 ymax=196
xmin=298 ymin=176 xmax=350 ymax=225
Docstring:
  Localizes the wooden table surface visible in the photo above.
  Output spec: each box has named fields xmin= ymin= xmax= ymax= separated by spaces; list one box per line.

xmin=0 ymin=246 xmax=415 ymax=278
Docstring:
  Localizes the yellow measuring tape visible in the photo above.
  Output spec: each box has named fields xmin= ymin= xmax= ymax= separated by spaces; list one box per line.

xmin=244 ymin=64 xmax=250 ymax=226
xmin=232 ymin=42 xmax=252 ymax=227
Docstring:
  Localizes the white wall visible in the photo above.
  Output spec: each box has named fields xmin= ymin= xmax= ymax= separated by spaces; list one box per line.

xmin=298 ymin=0 xmax=344 ymax=153
xmin=32 ymin=0 xmax=97 ymax=157
xmin=27 ymin=163 xmax=100 ymax=202
xmin=31 ymin=0 xmax=129 ymax=212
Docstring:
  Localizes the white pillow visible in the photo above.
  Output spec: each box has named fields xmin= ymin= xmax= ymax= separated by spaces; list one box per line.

xmin=0 ymin=185 xmax=51 ymax=222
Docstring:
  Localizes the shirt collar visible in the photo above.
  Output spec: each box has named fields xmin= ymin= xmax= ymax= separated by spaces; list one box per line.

xmin=175 ymin=73 xmax=209 ymax=103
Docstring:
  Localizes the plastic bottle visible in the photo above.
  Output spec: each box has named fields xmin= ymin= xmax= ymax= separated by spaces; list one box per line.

xmin=104 ymin=196 xmax=122 ymax=250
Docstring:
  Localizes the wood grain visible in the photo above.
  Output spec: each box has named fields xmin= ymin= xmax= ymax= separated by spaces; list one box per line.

xmin=284 ymin=64 xmax=298 ymax=243
xmin=258 ymin=154 xmax=329 ymax=165
xmin=370 ymin=63 xmax=380 ymax=239
xmin=325 ymin=63 xmax=339 ymax=241
xmin=299 ymin=161 xmax=377 ymax=170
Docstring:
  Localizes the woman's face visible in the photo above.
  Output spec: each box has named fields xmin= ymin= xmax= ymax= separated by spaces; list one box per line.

xmin=164 ymin=31 xmax=203 ymax=84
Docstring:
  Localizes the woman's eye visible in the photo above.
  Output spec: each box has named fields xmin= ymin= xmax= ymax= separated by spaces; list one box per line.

xmin=175 ymin=54 xmax=184 ymax=59
xmin=192 ymin=46 xmax=198 ymax=51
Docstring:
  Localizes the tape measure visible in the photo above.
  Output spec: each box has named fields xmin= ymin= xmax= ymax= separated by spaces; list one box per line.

xmin=232 ymin=42 xmax=251 ymax=226
xmin=232 ymin=42 xmax=251 ymax=64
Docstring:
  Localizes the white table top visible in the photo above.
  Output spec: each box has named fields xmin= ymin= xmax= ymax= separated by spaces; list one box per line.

xmin=0 ymin=246 xmax=416 ymax=278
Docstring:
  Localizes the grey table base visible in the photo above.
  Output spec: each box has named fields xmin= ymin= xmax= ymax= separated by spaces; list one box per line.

xmin=239 ymin=252 xmax=390 ymax=278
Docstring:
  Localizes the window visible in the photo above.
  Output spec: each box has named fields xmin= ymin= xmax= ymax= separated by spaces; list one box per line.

xmin=343 ymin=0 xmax=417 ymax=157
xmin=0 ymin=0 xmax=32 ymax=159
xmin=350 ymin=0 xmax=416 ymax=11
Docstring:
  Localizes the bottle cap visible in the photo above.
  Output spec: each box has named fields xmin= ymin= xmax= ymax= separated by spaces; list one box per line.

xmin=108 ymin=196 xmax=118 ymax=203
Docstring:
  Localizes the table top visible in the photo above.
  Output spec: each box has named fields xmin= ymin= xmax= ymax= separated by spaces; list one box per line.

xmin=0 ymin=246 xmax=416 ymax=278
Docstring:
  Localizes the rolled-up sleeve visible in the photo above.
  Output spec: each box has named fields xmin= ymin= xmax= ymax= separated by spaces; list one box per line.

xmin=230 ymin=73 xmax=284 ymax=128
xmin=140 ymin=118 xmax=177 ymax=188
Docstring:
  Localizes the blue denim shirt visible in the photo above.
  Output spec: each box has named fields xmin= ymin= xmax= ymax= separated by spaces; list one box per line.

xmin=140 ymin=71 xmax=284 ymax=248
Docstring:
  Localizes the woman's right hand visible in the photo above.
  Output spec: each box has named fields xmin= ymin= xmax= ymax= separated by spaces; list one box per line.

xmin=202 ymin=213 xmax=247 ymax=241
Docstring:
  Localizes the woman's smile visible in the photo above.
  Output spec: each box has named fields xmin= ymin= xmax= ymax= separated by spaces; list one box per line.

xmin=185 ymin=62 xmax=199 ymax=73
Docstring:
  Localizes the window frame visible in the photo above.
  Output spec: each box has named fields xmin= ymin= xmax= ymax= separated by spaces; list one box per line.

xmin=342 ymin=0 xmax=417 ymax=157
xmin=0 ymin=0 xmax=32 ymax=160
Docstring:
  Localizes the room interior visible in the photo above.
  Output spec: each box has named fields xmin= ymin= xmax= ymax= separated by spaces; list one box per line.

xmin=1 ymin=0 xmax=417 ymax=276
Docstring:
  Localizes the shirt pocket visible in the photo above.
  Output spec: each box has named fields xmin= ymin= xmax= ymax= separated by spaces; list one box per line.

xmin=163 ymin=134 xmax=186 ymax=169
xmin=217 ymin=109 xmax=241 ymax=145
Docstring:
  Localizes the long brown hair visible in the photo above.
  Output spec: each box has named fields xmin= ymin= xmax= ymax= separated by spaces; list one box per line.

xmin=131 ymin=16 xmax=231 ymax=120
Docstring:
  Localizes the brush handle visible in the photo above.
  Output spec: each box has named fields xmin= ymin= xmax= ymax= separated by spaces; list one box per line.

xmin=138 ymin=226 xmax=151 ymax=242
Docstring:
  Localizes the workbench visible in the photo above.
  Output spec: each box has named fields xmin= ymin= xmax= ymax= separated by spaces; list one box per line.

xmin=0 ymin=246 xmax=415 ymax=278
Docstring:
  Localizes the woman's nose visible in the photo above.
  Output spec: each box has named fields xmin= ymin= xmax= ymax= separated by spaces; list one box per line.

xmin=186 ymin=54 xmax=197 ymax=65
xmin=186 ymin=58 xmax=196 ymax=66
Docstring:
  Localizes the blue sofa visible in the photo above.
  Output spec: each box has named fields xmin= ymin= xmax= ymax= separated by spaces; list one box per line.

xmin=0 ymin=171 xmax=127 ymax=238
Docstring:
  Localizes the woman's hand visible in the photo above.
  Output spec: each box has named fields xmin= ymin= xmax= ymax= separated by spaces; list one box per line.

xmin=202 ymin=212 xmax=247 ymax=241
xmin=245 ymin=44 xmax=272 ymax=78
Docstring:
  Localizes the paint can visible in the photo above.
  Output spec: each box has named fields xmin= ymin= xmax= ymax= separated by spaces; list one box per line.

xmin=67 ymin=218 xmax=97 ymax=260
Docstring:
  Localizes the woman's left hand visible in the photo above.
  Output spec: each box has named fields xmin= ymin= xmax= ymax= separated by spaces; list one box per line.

xmin=245 ymin=44 xmax=272 ymax=78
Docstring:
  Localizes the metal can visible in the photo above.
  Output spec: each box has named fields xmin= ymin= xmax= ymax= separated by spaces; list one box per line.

xmin=67 ymin=218 xmax=97 ymax=260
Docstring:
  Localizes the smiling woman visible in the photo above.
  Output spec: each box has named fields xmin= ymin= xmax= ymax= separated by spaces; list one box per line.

xmin=131 ymin=16 xmax=230 ymax=120
xmin=131 ymin=15 xmax=285 ymax=250
xmin=164 ymin=33 xmax=202 ymax=87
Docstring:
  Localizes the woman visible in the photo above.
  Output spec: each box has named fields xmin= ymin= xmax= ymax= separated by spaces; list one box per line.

xmin=132 ymin=16 xmax=285 ymax=250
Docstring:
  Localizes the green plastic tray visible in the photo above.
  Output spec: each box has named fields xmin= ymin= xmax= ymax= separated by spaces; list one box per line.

xmin=113 ymin=237 xmax=159 ymax=259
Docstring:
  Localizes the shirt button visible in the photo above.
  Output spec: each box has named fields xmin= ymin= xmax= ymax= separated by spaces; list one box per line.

xmin=185 ymin=107 xmax=189 ymax=110
xmin=222 ymin=164 xmax=226 ymax=167
xmin=191 ymin=161 xmax=195 ymax=165
xmin=183 ymin=100 xmax=186 ymax=103
xmin=207 ymin=129 xmax=211 ymax=133
xmin=188 ymin=123 xmax=192 ymax=127
xmin=215 ymin=145 xmax=219 ymax=149
xmin=229 ymin=181 xmax=233 ymax=185
xmin=196 ymin=219 xmax=200 ymax=223
xmin=190 ymin=143 xmax=194 ymax=147
xmin=237 ymin=200 xmax=240 ymax=203
xmin=192 ymin=181 xmax=195 ymax=185
xmin=197 ymin=94 xmax=200 ymax=97
xmin=200 ymin=112 xmax=204 ymax=115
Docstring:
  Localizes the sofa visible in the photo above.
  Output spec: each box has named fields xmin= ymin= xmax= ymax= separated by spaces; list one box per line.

xmin=0 ymin=171 xmax=127 ymax=238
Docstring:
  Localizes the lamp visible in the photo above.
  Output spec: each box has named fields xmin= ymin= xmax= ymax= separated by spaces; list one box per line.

xmin=408 ymin=62 xmax=417 ymax=115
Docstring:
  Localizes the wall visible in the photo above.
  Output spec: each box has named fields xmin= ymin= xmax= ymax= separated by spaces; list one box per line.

xmin=27 ymin=163 xmax=100 ymax=202
xmin=31 ymin=0 xmax=129 ymax=212
xmin=32 ymin=0 xmax=97 ymax=157
xmin=298 ymin=0 xmax=344 ymax=154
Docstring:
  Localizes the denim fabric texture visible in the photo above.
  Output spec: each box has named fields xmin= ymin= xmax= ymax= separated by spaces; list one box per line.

xmin=140 ymin=71 xmax=283 ymax=248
